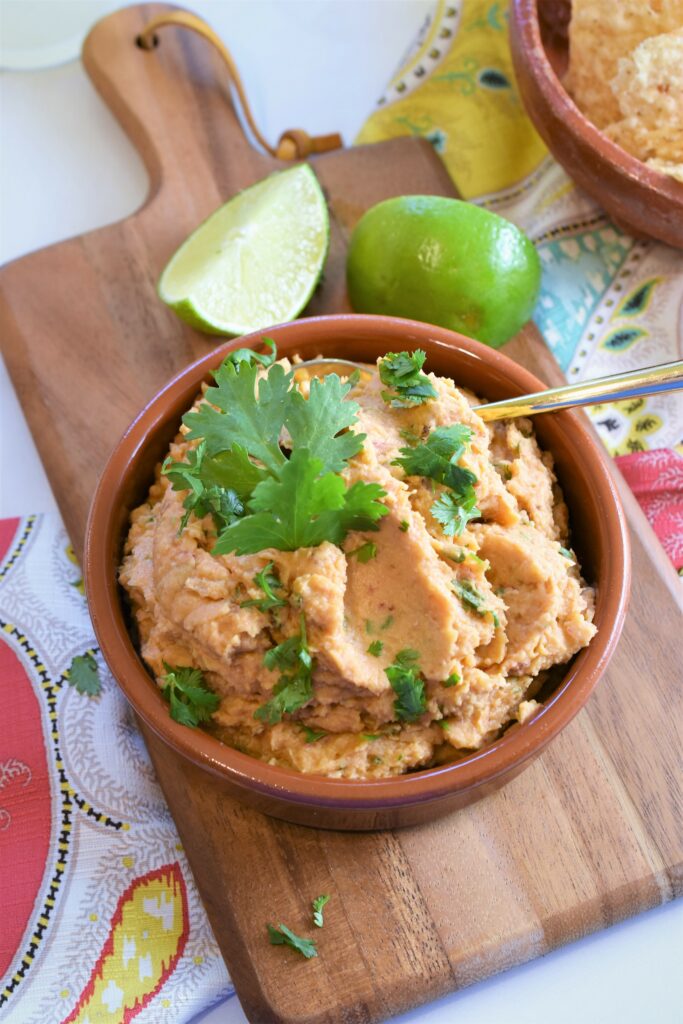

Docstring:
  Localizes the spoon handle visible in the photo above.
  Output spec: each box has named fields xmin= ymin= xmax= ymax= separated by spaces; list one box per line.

xmin=476 ymin=360 xmax=683 ymax=422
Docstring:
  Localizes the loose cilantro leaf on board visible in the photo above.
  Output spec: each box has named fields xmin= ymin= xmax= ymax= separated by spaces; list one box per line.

xmin=348 ymin=541 xmax=378 ymax=563
xmin=452 ymin=580 xmax=499 ymax=628
xmin=394 ymin=424 xmax=479 ymax=537
xmin=225 ymin=337 xmax=277 ymax=368
xmin=367 ymin=640 xmax=384 ymax=657
xmin=255 ymin=615 xmax=314 ymax=724
xmin=67 ymin=652 xmax=102 ymax=697
xmin=161 ymin=663 xmax=220 ymax=728
xmin=213 ymin=450 xmax=387 ymax=556
xmin=378 ymin=350 xmax=437 ymax=407
xmin=385 ymin=648 xmax=426 ymax=722
xmin=312 ymin=894 xmax=330 ymax=928
xmin=267 ymin=923 xmax=318 ymax=959
xmin=240 ymin=562 xmax=287 ymax=612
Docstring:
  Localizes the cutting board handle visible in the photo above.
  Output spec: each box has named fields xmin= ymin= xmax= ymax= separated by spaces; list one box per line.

xmin=81 ymin=3 xmax=342 ymax=207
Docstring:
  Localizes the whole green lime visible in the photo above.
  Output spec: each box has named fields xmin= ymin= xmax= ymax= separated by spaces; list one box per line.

xmin=346 ymin=196 xmax=541 ymax=348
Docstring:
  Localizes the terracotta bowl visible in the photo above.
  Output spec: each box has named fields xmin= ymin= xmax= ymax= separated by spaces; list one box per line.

xmin=509 ymin=0 xmax=683 ymax=248
xmin=84 ymin=315 xmax=630 ymax=830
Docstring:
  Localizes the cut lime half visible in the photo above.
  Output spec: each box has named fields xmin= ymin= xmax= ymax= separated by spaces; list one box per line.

xmin=158 ymin=164 xmax=329 ymax=336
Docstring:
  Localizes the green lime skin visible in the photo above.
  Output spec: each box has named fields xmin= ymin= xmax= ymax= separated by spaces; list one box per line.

xmin=346 ymin=196 xmax=542 ymax=349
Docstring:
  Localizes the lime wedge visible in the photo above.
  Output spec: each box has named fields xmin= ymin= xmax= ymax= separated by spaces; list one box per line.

xmin=158 ymin=164 xmax=329 ymax=336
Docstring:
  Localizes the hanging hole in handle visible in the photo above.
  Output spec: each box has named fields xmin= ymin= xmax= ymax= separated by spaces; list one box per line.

xmin=136 ymin=32 xmax=159 ymax=50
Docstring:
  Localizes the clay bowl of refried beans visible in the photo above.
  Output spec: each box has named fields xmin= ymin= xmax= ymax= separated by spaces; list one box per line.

xmin=84 ymin=315 xmax=630 ymax=830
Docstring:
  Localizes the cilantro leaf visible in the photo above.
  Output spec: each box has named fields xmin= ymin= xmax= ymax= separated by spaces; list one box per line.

xmin=161 ymin=663 xmax=220 ymax=728
xmin=183 ymin=360 xmax=290 ymax=471
xmin=213 ymin=450 xmax=387 ymax=556
xmin=162 ymin=440 xmax=246 ymax=532
xmin=312 ymin=894 xmax=330 ymax=928
xmin=240 ymin=562 xmax=287 ymax=611
xmin=452 ymin=579 xmax=499 ymax=627
xmin=394 ymin=424 xmax=479 ymax=537
xmin=302 ymin=726 xmax=326 ymax=743
xmin=559 ymin=546 xmax=575 ymax=561
xmin=67 ymin=652 xmax=101 ymax=697
xmin=385 ymin=648 xmax=426 ymax=722
xmin=286 ymin=374 xmax=365 ymax=472
xmin=225 ymin=337 xmax=277 ymax=368
xmin=379 ymin=350 xmax=437 ymax=407
xmin=367 ymin=640 xmax=383 ymax=657
xmin=348 ymin=541 xmax=377 ymax=563
xmin=432 ymin=490 xmax=479 ymax=537
xmin=443 ymin=671 xmax=461 ymax=687
xmin=256 ymin=615 xmax=314 ymax=724
xmin=267 ymin=923 xmax=317 ymax=959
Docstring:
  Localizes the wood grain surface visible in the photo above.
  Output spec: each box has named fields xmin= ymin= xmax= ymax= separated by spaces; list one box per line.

xmin=0 ymin=6 xmax=681 ymax=1023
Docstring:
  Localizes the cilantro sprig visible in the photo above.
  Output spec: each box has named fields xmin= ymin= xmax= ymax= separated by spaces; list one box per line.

xmin=240 ymin=562 xmax=287 ymax=612
xmin=255 ymin=615 xmax=314 ymax=724
xmin=394 ymin=424 xmax=480 ymax=537
xmin=225 ymin=337 xmax=277 ymax=368
xmin=378 ymin=350 xmax=437 ymax=407
xmin=267 ymin=923 xmax=317 ymax=959
xmin=166 ymin=358 xmax=387 ymax=553
xmin=385 ymin=648 xmax=427 ymax=722
xmin=161 ymin=663 xmax=220 ymax=727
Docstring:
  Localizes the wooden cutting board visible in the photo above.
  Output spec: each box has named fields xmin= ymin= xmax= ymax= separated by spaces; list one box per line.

xmin=1 ymin=6 xmax=681 ymax=1022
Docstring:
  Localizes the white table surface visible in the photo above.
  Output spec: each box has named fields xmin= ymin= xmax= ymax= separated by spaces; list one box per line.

xmin=1 ymin=3 xmax=681 ymax=1023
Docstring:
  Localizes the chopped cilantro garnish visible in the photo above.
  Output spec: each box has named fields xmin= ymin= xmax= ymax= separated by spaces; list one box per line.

xmin=348 ymin=541 xmax=377 ymax=563
xmin=362 ymin=733 xmax=380 ymax=741
xmin=312 ymin=894 xmax=330 ymax=928
xmin=399 ymin=427 xmax=421 ymax=445
xmin=379 ymin=614 xmax=394 ymax=630
xmin=367 ymin=640 xmax=384 ymax=657
xmin=452 ymin=580 xmax=499 ymax=627
xmin=240 ymin=562 xmax=287 ymax=611
xmin=399 ymin=519 xmax=410 ymax=532
xmin=255 ymin=615 xmax=313 ymax=724
xmin=394 ymin=425 xmax=479 ymax=537
xmin=385 ymin=648 xmax=426 ymax=722
xmin=302 ymin=725 xmax=326 ymax=743
xmin=67 ymin=652 xmax=102 ymax=697
xmin=161 ymin=663 xmax=220 ymax=728
xmin=225 ymin=337 xmax=277 ymax=368
xmin=365 ymin=619 xmax=374 ymax=634
xmin=267 ymin=923 xmax=317 ymax=959
xmin=559 ymin=546 xmax=575 ymax=561
xmin=378 ymin=350 xmax=437 ymax=408
xmin=443 ymin=671 xmax=461 ymax=688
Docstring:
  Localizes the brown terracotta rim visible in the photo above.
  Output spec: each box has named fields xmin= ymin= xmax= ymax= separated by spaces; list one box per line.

xmin=85 ymin=314 xmax=631 ymax=810
xmin=511 ymin=0 xmax=683 ymax=199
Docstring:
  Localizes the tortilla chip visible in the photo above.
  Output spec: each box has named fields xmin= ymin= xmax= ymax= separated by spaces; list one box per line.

xmin=605 ymin=29 xmax=683 ymax=171
xmin=567 ymin=0 xmax=683 ymax=128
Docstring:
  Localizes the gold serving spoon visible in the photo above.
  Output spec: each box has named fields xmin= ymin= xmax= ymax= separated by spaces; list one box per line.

xmin=294 ymin=358 xmax=683 ymax=422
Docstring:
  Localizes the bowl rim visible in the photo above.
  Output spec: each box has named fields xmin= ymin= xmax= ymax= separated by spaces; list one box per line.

xmin=84 ymin=313 xmax=631 ymax=809
xmin=509 ymin=0 xmax=683 ymax=202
